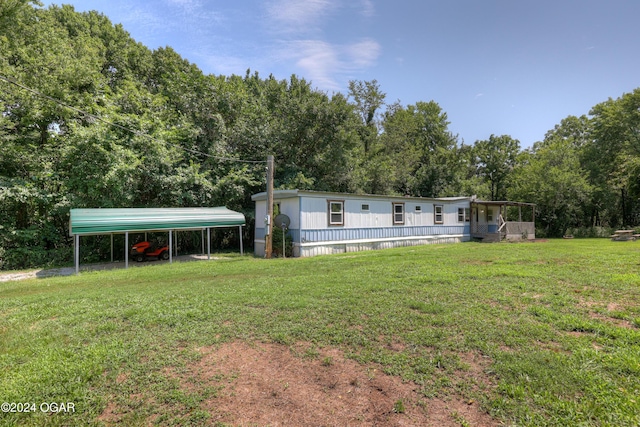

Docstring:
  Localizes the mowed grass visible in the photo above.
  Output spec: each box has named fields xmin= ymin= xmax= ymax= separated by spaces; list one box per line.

xmin=1 ymin=239 xmax=639 ymax=426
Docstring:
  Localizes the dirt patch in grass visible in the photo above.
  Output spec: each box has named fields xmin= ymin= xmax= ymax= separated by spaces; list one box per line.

xmin=607 ymin=302 xmax=620 ymax=311
xmin=161 ymin=341 xmax=499 ymax=426
xmin=588 ymin=310 xmax=635 ymax=329
xmin=458 ymin=351 xmax=498 ymax=394
xmin=98 ymin=401 xmax=119 ymax=424
xmin=578 ymin=300 xmax=636 ymax=329
xmin=377 ymin=335 xmax=408 ymax=352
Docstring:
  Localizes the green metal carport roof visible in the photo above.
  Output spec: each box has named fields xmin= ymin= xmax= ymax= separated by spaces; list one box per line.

xmin=70 ymin=207 xmax=245 ymax=236
xmin=69 ymin=207 xmax=246 ymax=274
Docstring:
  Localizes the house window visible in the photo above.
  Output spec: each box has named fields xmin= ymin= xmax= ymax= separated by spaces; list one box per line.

xmin=434 ymin=205 xmax=444 ymax=224
xmin=415 ymin=205 xmax=422 ymax=212
xmin=487 ymin=209 xmax=493 ymax=222
xmin=458 ymin=208 xmax=470 ymax=222
xmin=361 ymin=204 xmax=370 ymax=212
xmin=393 ymin=203 xmax=405 ymax=225
xmin=328 ymin=200 xmax=344 ymax=226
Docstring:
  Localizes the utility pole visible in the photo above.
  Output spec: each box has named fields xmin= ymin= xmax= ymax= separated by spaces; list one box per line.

xmin=265 ymin=155 xmax=274 ymax=258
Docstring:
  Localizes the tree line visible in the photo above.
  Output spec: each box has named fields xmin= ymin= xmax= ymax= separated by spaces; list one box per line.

xmin=1 ymin=2 xmax=639 ymax=269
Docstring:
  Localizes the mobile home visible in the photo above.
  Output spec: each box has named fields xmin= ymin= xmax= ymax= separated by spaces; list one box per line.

xmin=252 ymin=190 xmax=474 ymax=257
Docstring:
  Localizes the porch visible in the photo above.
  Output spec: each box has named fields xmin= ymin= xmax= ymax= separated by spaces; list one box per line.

xmin=470 ymin=200 xmax=536 ymax=242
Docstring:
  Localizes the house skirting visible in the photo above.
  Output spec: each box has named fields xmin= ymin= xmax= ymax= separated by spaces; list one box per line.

xmin=254 ymin=233 xmax=470 ymax=258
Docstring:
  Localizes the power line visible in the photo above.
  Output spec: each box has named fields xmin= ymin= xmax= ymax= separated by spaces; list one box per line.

xmin=0 ymin=74 xmax=266 ymax=164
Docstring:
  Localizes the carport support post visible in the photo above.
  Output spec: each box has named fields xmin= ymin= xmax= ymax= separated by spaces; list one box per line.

xmin=75 ymin=234 xmax=79 ymax=274
xmin=207 ymin=228 xmax=211 ymax=260
xmin=239 ymin=225 xmax=243 ymax=255
xmin=110 ymin=234 xmax=114 ymax=263
xmin=169 ymin=229 xmax=173 ymax=264
xmin=201 ymin=229 xmax=205 ymax=255
xmin=125 ymin=232 xmax=129 ymax=269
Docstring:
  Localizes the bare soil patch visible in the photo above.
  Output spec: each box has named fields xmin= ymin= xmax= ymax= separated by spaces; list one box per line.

xmin=588 ymin=310 xmax=635 ymax=329
xmin=163 ymin=341 xmax=498 ymax=426
xmin=578 ymin=299 xmax=636 ymax=329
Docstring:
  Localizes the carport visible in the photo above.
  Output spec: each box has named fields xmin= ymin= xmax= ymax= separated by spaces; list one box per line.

xmin=69 ymin=207 xmax=246 ymax=274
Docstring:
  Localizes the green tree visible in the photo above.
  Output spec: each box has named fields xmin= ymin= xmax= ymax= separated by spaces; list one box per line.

xmin=457 ymin=142 xmax=487 ymax=198
xmin=0 ymin=4 xmax=109 ymax=268
xmin=510 ymin=138 xmax=592 ymax=237
xmin=0 ymin=0 xmax=38 ymax=31
xmin=379 ymin=101 xmax=462 ymax=197
xmin=473 ymin=134 xmax=520 ymax=201
xmin=348 ymin=79 xmax=385 ymax=155
xmin=586 ymin=89 xmax=640 ymax=227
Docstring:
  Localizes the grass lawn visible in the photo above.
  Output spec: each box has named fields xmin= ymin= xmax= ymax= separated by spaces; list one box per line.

xmin=1 ymin=239 xmax=639 ymax=426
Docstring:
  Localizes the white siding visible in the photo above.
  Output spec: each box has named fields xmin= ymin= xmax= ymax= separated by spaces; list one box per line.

xmin=277 ymin=197 xmax=300 ymax=229
xmin=404 ymin=202 xmax=430 ymax=226
xmin=256 ymin=197 xmax=300 ymax=229
xmin=300 ymin=196 xmax=330 ymax=229
xmin=254 ymin=198 xmax=266 ymax=258
xmin=300 ymin=195 xmax=471 ymax=229
xmin=254 ymin=240 xmax=265 ymax=257
xmin=255 ymin=200 xmax=266 ymax=226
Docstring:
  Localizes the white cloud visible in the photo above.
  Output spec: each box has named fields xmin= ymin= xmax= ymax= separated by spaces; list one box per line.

xmin=266 ymin=0 xmax=335 ymax=34
xmin=345 ymin=38 xmax=381 ymax=69
xmin=277 ymin=38 xmax=381 ymax=91
xmin=277 ymin=40 xmax=340 ymax=89
xmin=260 ymin=0 xmax=381 ymax=91
xmin=200 ymin=53 xmax=254 ymax=77
xmin=163 ymin=0 xmax=225 ymax=28
xmin=119 ymin=5 xmax=167 ymax=39
xmin=266 ymin=0 xmax=373 ymax=33
xmin=359 ymin=0 xmax=375 ymax=17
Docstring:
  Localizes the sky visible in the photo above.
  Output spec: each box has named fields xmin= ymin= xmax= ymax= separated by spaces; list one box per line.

xmin=44 ymin=0 xmax=640 ymax=148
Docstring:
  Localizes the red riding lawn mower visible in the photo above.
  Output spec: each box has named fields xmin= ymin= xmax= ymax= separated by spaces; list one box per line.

xmin=130 ymin=241 xmax=170 ymax=262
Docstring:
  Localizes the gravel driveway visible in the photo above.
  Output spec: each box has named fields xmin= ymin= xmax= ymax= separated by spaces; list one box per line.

xmin=0 ymin=254 xmax=217 ymax=283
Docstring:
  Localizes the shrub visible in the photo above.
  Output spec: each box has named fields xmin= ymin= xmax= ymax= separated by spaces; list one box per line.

xmin=271 ymin=228 xmax=293 ymax=258
xmin=565 ymin=227 xmax=615 ymax=238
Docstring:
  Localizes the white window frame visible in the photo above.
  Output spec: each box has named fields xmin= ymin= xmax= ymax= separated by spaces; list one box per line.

xmin=434 ymin=204 xmax=444 ymax=224
xmin=458 ymin=207 xmax=470 ymax=222
xmin=328 ymin=200 xmax=344 ymax=226
xmin=393 ymin=202 xmax=405 ymax=225
xmin=415 ymin=205 xmax=422 ymax=212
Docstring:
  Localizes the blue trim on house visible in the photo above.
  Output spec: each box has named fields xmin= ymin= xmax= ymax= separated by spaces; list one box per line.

xmin=488 ymin=224 xmax=498 ymax=233
xmin=300 ymin=225 xmax=469 ymax=243
xmin=255 ymin=227 xmax=300 ymax=242
xmin=288 ymin=228 xmax=300 ymax=242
